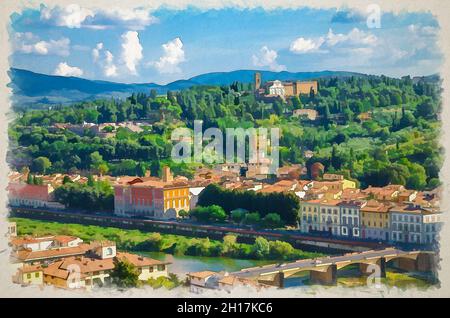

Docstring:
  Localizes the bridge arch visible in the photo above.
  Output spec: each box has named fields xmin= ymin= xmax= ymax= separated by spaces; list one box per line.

xmin=385 ymin=252 xmax=435 ymax=272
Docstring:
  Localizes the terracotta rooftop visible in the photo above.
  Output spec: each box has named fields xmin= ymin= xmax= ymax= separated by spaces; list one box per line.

xmin=13 ymin=244 xmax=90 ymax=262
xmin=187 ymin=271 xmax=217 ymax=279
xmin=218 ymin=275 xmax=259 ymax=287
xmin=115 ymin=177 xmax=189 ymax=189
xmin=44 ymin=256 xmax=115 ymax=279
xmin=116 ymin=252 xmax=169 ymax=267
xmin=390 ymin=204 xmax=440 ymax=215
xmin=258 ymin=185 xmax=289 ymax=193
xmin=18 ymin=264 xmax=45 ymax=274
xmin=11 ymin=235 xmax=80 ymax=248
xmin=361 ymin=200 xmax=391 ymax=213
xmin=8 ymin=182 xmax=51 ymax=201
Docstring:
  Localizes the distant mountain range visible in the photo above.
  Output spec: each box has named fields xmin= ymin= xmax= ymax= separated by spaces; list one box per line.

xmin=7 ymin=68 xmax=369 ymax=109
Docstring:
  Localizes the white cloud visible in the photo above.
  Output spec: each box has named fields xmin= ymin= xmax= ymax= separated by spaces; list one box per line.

xmin=91 ymin=43 xmax=118 ymax=77
xmin=151 ymin=37 xmax=186 ymax=74
xmin=103 ymin=51 xmax=118 ymax=77
xmin=408 ymin=24 xmax=438 ymax=36
xmin=99 ymin=8 xmax=158 ymax=30
xmin=290 ymin=28 xmax=377 ymax=55
xmin=324 ymin=28 xmax=377 ymax=47
xmin=104 ymin=64 xmax=118 ymax=77
xmin=53 ymin=62 xmax=83 ymax=77
xmin=92 ymin=42 xmax=103 ymax=61
xmin=105 ymin=50 xmax=114 ymax=64
xmin=252 ymin=46 xmax=286 ymax=71
xmin=120 ymin=31 xmax=143 ymax=74
xmin=289 ymin=37 xmax=324 ymax=54
xmin=40 ymin=5 xmax=157 ymax=30
xmin=15 ymin=34 xmax=70 ymax=56
xmin=41 ymin=4 xmax=94 ymax=28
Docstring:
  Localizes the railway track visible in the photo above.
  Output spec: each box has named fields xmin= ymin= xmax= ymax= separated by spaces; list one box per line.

xmin=9 ymin=207 xmax=387 ymax=252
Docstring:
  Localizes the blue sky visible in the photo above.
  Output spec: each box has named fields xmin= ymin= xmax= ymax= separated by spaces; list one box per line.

xmin=9 ymin=4 xmax=442 ymax=84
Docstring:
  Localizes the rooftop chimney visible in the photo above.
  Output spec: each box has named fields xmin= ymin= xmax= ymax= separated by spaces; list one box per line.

xmin=162 ymin=166 xmax=173 ymax=182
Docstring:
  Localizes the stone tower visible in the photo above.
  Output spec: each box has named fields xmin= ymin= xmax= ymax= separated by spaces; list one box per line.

xmin=162 ymin=166 xmax=173 ymax=182
xmin=254 ymin=72 xmax=261 ymax=90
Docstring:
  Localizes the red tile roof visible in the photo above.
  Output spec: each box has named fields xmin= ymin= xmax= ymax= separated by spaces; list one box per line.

xmin=8 ymin=183 xmax=51 ymax=201
xmin=116 ymin=252 xmax=169 ymax=267
xmin=13 ymin=244 xmax=90 ymax=262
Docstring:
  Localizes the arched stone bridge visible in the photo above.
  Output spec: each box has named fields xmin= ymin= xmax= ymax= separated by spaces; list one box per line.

xmin=232 ymin=248 xmax=436 ymax=287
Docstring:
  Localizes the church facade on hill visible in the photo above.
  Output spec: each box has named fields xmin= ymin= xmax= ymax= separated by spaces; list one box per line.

xmin=254 ymin=72 xmax=318 ymax=101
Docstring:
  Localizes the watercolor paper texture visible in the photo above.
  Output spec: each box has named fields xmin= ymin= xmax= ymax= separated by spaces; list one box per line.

xmin=1 ymin=0 xmax=450 ymax=297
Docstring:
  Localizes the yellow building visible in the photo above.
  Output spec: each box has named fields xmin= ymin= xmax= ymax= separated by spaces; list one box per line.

xmin=116 ymin=252 xmax=170 ymax=281
xmin=360 ymin=200 xmax=391 ymax=241
xmin=299 ymin=199 xmax=321 ymax=233
xmin=13 ymin=264 xmax=44 ymax=285
xmin=163 ymin=186 xmax=190 ymax=212
xmin=341 ymin=179 xmax=357 ymax=190
xmin=322 ymin=174 xmax=356 ymax=190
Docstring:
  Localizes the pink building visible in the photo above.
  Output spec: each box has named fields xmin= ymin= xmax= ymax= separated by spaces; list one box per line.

xmin=8 ymin=183 xmax=64 ymax=209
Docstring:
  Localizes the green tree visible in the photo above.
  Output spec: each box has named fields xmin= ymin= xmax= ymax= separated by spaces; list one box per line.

xmin=190 ymin=205 xmax=227 ymax=223
xmin=178 ymin=209 xmax=189 ymax=219
xmin=31 ymin=156 xmax=52 ymax=174
xmin=291 ymin=96 xmax=302 ymax=109
xmin=269 ymin=240 xmax=295 ymax=260
xmin=62 ymin=175 xmax=72 ymax=184
xmin=230 ymin=209 xmax=247 ymax=223
xmin=110 ymin=259 xmax=141 ymax=288
xmin=222 ymin=234 xmax=238 ymax=256
xmin=252 ymin=237 xmax=270 ymax=259
xmin=146 ymin=232 xmax=163 ymax=250
xmin=415 ymin=99 xmax=437 ymax=119
xmin=26 ymin=173 xmax=34 ymax=184
xmin=261 ymin=213 xmax=283 ymax=229
xmin=243 ymin=212 xmax=261 ymax=225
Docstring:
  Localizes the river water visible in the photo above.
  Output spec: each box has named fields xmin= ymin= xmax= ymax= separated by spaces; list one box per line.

xmin=137 ymin=252 xmax=436 ymax=289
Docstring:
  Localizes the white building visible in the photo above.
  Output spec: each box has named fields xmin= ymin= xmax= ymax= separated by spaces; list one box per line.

xmin=390 ymin=204 xmax=442 ymax=244
xmin=338 ymin=200 xmax=365 ymax=238
xmin=10 ymin=235 xmax=83 ymax=252
xmin=7 ymin=222 xmax=17 ymax=238
xmin=300 ymin=199 xmax=341 ymax=235
xmin=187 ymin=271 xmax=219 ymax=294
xmin=318 ymin=199 xmax=341 ymax=236
xmin=268 ymin=80 xmax=285 ymax=97
xmin=189 ymin=187 xmax=205 ymax=210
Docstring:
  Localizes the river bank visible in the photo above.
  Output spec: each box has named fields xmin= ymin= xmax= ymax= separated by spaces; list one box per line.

xmin=135 ymin=251 xmax=435 ymax=289
xmin=9 ymin=217 xmax=324 ymax=261
xmin=9 ymin=217 xmax=435 ymax=290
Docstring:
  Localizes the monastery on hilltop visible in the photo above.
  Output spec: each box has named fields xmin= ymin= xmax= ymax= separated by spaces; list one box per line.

xmin=254 ymin=72 xmax=318 ymax=101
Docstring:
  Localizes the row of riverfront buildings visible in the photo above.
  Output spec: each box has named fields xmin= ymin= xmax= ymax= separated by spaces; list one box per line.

xmin=7 ymin=164 xmax=442 ymax=246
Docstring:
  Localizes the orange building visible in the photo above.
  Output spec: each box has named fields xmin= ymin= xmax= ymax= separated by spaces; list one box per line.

xmin=114 ymin=167 xmax=190 ymax=219
xmin=254 ymin=72 xmax=318 ymax=99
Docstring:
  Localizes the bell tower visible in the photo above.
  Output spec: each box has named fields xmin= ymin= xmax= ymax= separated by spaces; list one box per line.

xmin=254 ymin=72 xmax=261 ymax=90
